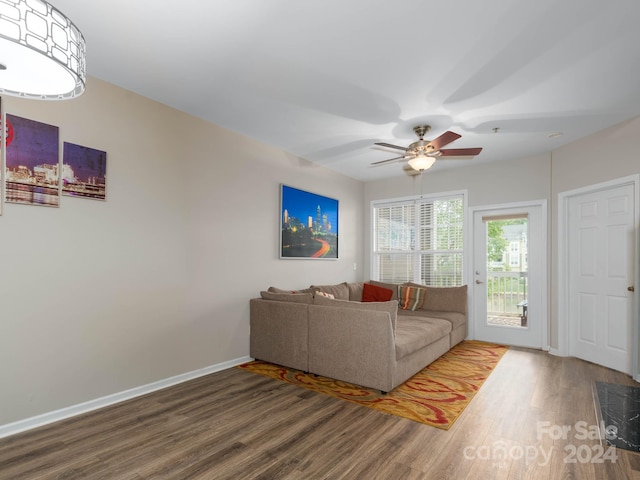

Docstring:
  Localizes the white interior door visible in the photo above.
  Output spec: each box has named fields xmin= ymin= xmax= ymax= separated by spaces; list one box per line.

xmin=472 ymin=202 xmax=546 ymax=349
xmin=568 ymin=183 xmax=635 ymax=374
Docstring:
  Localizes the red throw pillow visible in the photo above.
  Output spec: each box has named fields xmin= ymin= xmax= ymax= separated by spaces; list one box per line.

xmin=362 ymin=282 xmax=394 ymax=302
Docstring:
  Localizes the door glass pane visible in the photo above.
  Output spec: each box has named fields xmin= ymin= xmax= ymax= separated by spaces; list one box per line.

xmin=486 ymin=217 xmax=528 ymax=328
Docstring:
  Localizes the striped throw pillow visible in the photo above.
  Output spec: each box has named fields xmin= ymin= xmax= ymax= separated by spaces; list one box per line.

xmin=398 ymin=286 xmax=426 ymax=311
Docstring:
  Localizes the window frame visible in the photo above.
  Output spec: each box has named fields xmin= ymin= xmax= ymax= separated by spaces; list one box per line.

xmin=370 ymin=190 xmax=468 ymax=286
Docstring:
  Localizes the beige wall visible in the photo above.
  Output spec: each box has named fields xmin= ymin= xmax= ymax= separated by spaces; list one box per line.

xmin=364 ymin=153 xmax=552 ymax=279
xmin=0 ymin=78 xmax=364 ymax=426
xmin=365 ymin=119 xmax=640 ymax=361
xmin=2 ymin=75 xmax=638 ymax=428
xmin=339 ymin=116 xmax=639 ymax=374
xmin=363 ymin=154 xmax=552 ymax=344
xmin=550 ymin=117 xmax=640 ymax=354
xmin=365 ymin=153 xmax=552 ymax=211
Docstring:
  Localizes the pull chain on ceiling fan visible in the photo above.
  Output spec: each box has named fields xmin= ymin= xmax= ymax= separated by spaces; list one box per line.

xmin=371 ymin=125 xmax=483 ymax=172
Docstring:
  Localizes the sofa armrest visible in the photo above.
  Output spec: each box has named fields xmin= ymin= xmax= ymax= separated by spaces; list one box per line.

xmin=250 ymin=298 xmax=309 ymax=372
xmin=308 ymin=305 xmax=396 ymax=392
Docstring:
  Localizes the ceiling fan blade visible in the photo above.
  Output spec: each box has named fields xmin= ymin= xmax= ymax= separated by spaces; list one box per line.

xmin=370 ymin=156 xmax=407 ymax=166
xmin=427 ymin=131 xmax=461 ymax=150
xmin=374 ymin=142 xmax=408 ymax=151
xmin=437 ymin=147 xmax=483 ymax=158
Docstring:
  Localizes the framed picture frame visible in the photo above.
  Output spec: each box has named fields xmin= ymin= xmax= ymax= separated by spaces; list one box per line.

xmin=280 ymin=184 xmax=339 ymax=259
xmin=5 ymin=114 xmax=60 ymax=207
xmin=62 ymin=142 xmax=107 ymax=200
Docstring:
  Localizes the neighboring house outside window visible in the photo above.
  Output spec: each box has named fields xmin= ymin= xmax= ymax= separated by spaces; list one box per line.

xmin=509 ymin=241 xmax=520 ymax=267
xmin=500 ymin=223 xmax=528 ymax=271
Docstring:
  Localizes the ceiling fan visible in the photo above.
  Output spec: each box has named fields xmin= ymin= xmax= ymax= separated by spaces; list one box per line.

xmin=372 ymin=125 xmax=482 ymax=172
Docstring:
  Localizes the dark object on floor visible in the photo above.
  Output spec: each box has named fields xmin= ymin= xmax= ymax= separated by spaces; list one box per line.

xmin=594 ymin=381 xmax=640 ymax=453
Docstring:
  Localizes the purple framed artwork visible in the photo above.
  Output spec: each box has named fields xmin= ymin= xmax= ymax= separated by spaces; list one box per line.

xmin=5 ymin=114 xmax=60 ymax=207
xmin=62 ymin=142 xmax=107 ymax=200
xmin=280 ymin=184 xmax=339 ymax=259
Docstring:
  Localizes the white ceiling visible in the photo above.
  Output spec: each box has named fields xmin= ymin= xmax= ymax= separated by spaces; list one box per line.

xmin=52 ymin=0 xmax=640 ymax=181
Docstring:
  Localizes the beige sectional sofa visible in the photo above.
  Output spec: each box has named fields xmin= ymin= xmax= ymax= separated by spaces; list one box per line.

xmin=250 ymin=281 xmax=468 ymax=393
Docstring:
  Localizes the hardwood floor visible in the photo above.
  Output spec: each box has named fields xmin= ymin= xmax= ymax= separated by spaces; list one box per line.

xmin=1 ymin=347 xmax=639 ymax=479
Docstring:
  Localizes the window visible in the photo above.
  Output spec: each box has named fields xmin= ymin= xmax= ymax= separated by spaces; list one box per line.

xmin=372 ymin=193 xmax=465 ymax=286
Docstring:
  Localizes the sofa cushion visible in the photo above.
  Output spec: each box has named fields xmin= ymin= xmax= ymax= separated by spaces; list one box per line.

xmin=260 ymin=291 xmax=314 ymax=304
xmin=362 ymin=282 xmax=394 ymax=302
xmin=420 ymin=310 xmax=467 ymax=330
xmin=405 ymin=283 xmax=468 ymax=314
xmin=316 ymin=291 xmax=335 ymax=299
xmin=394 ymin=316 xmax=452 ymax=360
xmin=367 ymin=280 xmax=400 ymax=300
xmin=268 ymin=286 xmax=315 ymax=294
xmin=396 ymin=308 xmax=466 ymax=329
xmin=312 ymin=295 xmax=398 ymax=332
xmin=398 ymin=285 xmax=426 ymax=311
xmin=347 ymin=282 xmax=364 ymax=301
xmin=310 ymin=282 xmax=350 ymax=300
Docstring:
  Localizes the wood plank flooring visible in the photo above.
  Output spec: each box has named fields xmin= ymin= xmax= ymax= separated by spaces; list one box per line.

xmin=1 ymin=347 xmax=639 ymax=479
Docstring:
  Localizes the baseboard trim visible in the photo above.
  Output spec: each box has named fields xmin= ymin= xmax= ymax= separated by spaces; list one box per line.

xmin=0 ymin=356 xmax=252 ymax=439
xmin=548 ymin=348 xmax=565 ymax=357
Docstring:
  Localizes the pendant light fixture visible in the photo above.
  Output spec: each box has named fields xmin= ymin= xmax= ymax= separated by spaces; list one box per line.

xmin=0 ymin=0 xmax=86 ymax=100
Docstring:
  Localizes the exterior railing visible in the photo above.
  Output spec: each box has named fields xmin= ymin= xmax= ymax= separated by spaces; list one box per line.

xmin=487 ymin=271 xmax=528 ymax=315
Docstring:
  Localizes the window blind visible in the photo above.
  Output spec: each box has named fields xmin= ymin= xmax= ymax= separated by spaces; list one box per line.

xmin=372 ymin=194 xmax=464 ymax=286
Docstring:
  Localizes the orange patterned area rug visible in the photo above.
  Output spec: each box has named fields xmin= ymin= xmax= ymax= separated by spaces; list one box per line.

xmin=238 ymin=340 xmax=508 ymax=430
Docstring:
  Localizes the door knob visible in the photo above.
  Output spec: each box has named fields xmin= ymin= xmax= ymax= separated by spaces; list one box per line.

xmin=629 ymin=286 xmax=635 ymax=292
xmin=476 ymin=280 xmax=484 ymax=284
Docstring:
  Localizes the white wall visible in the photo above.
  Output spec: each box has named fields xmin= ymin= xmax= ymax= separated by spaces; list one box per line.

xmin=0 ymin=78 xmax=364 ymax=426
xmin=3 ymin=75 xmax=638 ymax=429
xmin=365 ymin=117 xmax=640 ymax=361
xmin=550 ymin=117 xmax=640 ymax=355
xmin=363 ymin=153 xmax=552 ymax=280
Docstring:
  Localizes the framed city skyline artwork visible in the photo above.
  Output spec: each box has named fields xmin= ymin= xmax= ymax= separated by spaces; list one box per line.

xmin=5 ymin=114 xmax=60 ymax=207
xmin=62 ymin=142 xmax=107 ymax=200
xmin=280 ymin=184 xmax=339 ymax=259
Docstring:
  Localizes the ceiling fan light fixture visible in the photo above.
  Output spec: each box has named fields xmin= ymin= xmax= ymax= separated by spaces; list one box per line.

xmin=0 ymin=0 xmax=86 ymax=100
xmin=371 ymin=125 xmax=481 ymax=170
xmin=408 ymin=155 xmax=436 ymax=171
